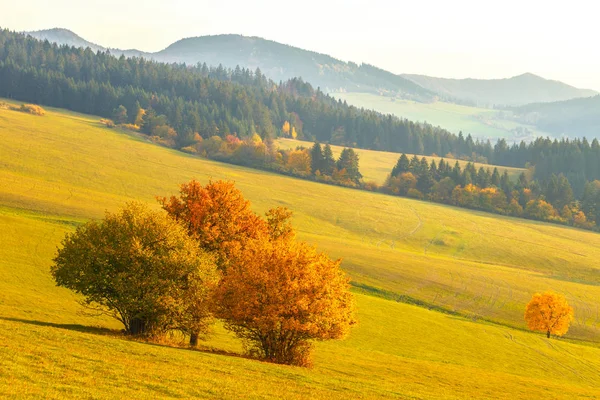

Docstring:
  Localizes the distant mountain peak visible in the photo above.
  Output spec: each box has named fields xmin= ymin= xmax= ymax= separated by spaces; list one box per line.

xmin=25 ymin=28 xmax=105 ymax=52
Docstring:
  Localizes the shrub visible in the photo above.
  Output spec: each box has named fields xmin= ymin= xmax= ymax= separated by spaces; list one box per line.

xmin=120 ymin=123 xmax=140 ymax=131
xmin=100 ymin=118 xmax=115 ymax=128
xmin=407 ymin=188 xmax=424 ymax=199
xmin=51 ymin=202 xmax=219 ymax=338
xmin=18 ymin=104 xmax=45 ymax=116
xmin=215 ymin=234 xmax=356 ymax=366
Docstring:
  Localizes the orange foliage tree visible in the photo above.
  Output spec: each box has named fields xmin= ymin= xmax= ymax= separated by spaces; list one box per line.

xmin=524 ymin=292 xmax=574 ymax=338
xmin=215 ymin=230 xmax=356 ymax=366
xmin=158 ymin=180 xmax=266 ymax=270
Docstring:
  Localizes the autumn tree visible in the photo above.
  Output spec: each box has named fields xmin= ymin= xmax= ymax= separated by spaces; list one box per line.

xmin=282 ymin=121 xmax=291 ymax=136
xmin=524 ymin=292 xmax=574 ymax=338
xmin=158 ymin=180 xmax=266 ymax=270
xmin=286 ymin=149 xmax=312 ymax=174
xmin=215 ymin=229 xmax=356 ymax=366
xmin=51 ymin=202 xmax=219 ymax=338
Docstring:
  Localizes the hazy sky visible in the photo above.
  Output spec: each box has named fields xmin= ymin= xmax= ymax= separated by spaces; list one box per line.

xmin=3 ymin=0 xmax=599 ymax=90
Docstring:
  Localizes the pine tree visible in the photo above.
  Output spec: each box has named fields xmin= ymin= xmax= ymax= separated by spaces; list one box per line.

xmin=310 ymin=142 xmax=324 ymax=174
xmin=391 ymin=154 xmax=410 ymax=177
xmin=322 ymin=144 xmax=336 ymax=176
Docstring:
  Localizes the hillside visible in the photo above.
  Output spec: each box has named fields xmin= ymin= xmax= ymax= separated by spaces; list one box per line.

xmin=333 ymin=92 xmax=550 ymax=141
xmin=2 ymin=102 xmax=600 ymax=398
xmin=276 ymin=138 xmax=525 ymax=184
xmin=403 ymin=73 xmax=597 ymax=107
xmin=509 ymin=95 xmax=600 ymax=137
xmin=154 ymin=35 xmax=432 ymax=97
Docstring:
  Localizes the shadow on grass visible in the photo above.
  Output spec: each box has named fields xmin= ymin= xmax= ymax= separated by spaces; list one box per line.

xmin=0 ymin=316 xmax=117 ymax=336
xmin=0 ymin=315 xmax=253 ymax=360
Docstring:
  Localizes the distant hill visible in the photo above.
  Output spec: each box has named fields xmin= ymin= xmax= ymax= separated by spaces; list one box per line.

xmin=160 ymin=36 xmax=433 ymax=97
xmin=26 ymin=28 xmax=106 ymax=53
xmin=508 ymin=95 xmax=600 ymax=137
xmin=25 ymin=29 xmax=433 ymax=100
xmin=24 ymin=29 xmax=597 ymax=107
xmin=402 ymin=73 xmax=597 ymax=107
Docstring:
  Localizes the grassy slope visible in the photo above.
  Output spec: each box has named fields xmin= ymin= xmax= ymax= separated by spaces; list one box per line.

xmin=276 ymin=138 xmax=525 ymax=185
xmin=333 ymin=92 xmax=550 ymax=141
xmin=1 ymin=104 xmax=600 ymax=398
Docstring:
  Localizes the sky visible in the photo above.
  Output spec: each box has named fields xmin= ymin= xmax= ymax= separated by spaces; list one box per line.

xmin=2 ymin=0 xmax=599 ymax=90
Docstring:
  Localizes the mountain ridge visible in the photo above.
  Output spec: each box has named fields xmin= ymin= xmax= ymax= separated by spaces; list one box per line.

xmin=25 ymin=28 xmax=597 ymax=106
xmin=402 ymin=72 xmax=597 ymax=106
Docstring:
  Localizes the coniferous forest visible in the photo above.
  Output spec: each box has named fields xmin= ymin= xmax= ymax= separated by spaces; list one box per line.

xmin=2 ymin=28 xmax=600 ymax=230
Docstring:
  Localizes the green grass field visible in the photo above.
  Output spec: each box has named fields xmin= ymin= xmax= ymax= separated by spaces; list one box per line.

xmin=333 ymin=92 xmax=550 ymax=141
xmin=276 ymin=138 xmax=525 ymax=185
xmin=1 ymin=103 xmax=600 ymax=398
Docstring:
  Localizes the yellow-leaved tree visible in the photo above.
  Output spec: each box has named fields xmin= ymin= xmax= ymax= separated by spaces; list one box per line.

xmin=524 ymin=292 xmax=574 ymax=338
xmin=215 ymin=213 xmax=356 ymax=366
xmin=282 ymin=121 xmax=291 ymax=136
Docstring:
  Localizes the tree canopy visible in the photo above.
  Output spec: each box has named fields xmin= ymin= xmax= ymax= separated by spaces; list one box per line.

xmin=51 ymin=202 xmax=219 ymax=337
xmin=524 ymin=292 xmax=574 ymax=338
xmin=215 ymin=225 xmax=356 ymax=366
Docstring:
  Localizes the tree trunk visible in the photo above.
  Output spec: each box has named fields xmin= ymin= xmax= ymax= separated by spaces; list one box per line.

xmin=190 ymin=332 xmax=199 ymax=347
xmin=547 ymin=330 xmax=551 ymax=339
xmin=129 ymin=317 xmax=147 ymax=335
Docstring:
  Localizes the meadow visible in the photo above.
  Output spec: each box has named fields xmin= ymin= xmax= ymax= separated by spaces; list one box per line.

xmin=333 ymin=92 xmax=550 ymax=141
xmin=1 ymin=103 xmax=600 ymax=398
xmin=276 ymin=138 xmax=525 ymax=185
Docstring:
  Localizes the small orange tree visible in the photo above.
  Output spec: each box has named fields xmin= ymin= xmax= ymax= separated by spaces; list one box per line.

xmin=158 ymin=180 xmax=266 ymax=270
xmin=524 ymin=291 xmax=574 ymax=338
xmin=215 ymin=228 xmax=356 ymax=366
xmin=159 ymin=179 xmax=270 ymax=345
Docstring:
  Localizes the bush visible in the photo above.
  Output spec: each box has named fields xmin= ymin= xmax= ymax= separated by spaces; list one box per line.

xmin=18 ymin=104 xmax=45 ymax=116
xmin=51 ymin=202 xmax=219 ymax=338
xmin=119 ymin=123 xmax=140 ymax=131
xmin=407 ymin=188 xmax=424 ymax=199
xmin=100 ymin=118 xmax=115 ymax=128
xmin=215 ymin=231 xmax=356 ymax=366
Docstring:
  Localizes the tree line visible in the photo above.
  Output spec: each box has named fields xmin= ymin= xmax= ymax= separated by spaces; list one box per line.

xmin=52 ymin=180 xmax=356 ymax=366
xmin=181 ymin=131 xmax=363 ymax=188
xmin=383 ymin=154 xmax=596 ymax=229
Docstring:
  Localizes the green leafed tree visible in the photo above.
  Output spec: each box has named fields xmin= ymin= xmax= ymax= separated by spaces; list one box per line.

xmin=51 ymin=202 xmax=219 ymax=338
xmin=337 ymin=148 xmax=362 ymax=183
xmin=310 ymin=142 xmax=324 ymax=174
xmin=322 ymin=144 xmax=336 ymax=176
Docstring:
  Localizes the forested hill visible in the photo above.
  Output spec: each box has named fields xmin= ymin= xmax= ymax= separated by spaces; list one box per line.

xmin=25 ymin=29 xmax=433 ymax=100
xmin=508 ymin=95 xmax=600 ymax=137
xmin=402 ymin=73 xmax=597 ymax=107
xmin=26 ymin=28 xmax=106 ymax=53
xmin=0 ymin=29 xmax=463 ymax=154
